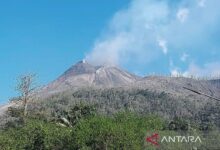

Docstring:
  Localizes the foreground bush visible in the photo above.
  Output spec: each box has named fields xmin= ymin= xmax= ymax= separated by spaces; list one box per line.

xmin=0 ymin=109 xmax=219 ymax=150
xmin=0 ymin=119 xmax=72 ymax=150
xmin=71 ymin=112 xmax=164 ymax=149
xmin=0 ymin=112 xmax=164 ymax=150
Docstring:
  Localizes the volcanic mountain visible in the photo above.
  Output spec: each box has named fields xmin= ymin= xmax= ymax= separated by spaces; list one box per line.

xmin=40 ymin=60 xmax=139 ymax=95
xmin=1 ymin=60 xmax=220 ymax=118
xmin=39 ymin=60 xmax=220 ymax=101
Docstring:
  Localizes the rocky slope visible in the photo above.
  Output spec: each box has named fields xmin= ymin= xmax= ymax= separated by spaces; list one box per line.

xmin=38 ymin=60 xmax=220 ymax=102
xmin=209 ymin=79 xmax=220 ymax=89
xmin=39 ymin=60 xmax=139 ymax=96
xmin=135 ymin=76 xmax=220 ymax=102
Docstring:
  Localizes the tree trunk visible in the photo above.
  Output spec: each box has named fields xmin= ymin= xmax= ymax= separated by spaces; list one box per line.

xmin=23 ymin=96 xmax=28 ymax=117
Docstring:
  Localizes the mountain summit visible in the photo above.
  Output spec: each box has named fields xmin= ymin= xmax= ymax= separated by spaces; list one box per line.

xmin=40 ymin=60 xmax=139 ymax=95
xmin=63 ymin=60 xmax=96 ymax=77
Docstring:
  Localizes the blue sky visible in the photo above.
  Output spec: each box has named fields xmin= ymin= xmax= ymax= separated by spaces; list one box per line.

xmin=0 ymin=0 xmax=129 ymax=103
xmin=1 ymin=0 xmax=220 ymax=103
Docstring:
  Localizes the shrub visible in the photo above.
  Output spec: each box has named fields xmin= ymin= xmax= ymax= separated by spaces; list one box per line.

xmin=71 ymin=112 xmax=164 ymax=149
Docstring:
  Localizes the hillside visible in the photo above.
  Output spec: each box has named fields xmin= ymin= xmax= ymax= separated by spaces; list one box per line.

xmin=209 ymin=79 xmax=220 ymax=88
xmin=1 ymin=60 xmax=220 ymax=119
xmin=38 ymin=60 xmax=220 ymax=103
xmin=136 ymin=76 xmax=220 ymax=102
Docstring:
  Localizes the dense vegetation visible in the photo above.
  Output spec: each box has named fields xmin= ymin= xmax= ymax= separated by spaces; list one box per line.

xmin=34 ymin=88 xmax=220 ymax=128
xmin=1 ymin=88 xmax=220 ymax=149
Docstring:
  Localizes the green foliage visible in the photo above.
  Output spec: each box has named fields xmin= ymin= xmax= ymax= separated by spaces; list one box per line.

xmin=1 ymin=110 xmax=220 ymax=149
xmin=168 ymin=117 xmax=189 ymax=131
xmin=1 ymin=87 xmax=220 ymax=149
xmin=0 ymin=111 xmax=164 ymax=150
xmin=0 ymin=119 xmax=72 ymax=150
xmin=71 ymin=112 xmax=164 ymax=150
xmin=24 ymin=127 xmax=45 ymax=150
xmin=66 ymin=103 xmax=96 ymax=126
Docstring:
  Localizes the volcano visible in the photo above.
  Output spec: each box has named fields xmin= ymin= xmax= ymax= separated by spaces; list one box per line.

xmin=38 ymin=60 xmax=220 ymax=101
xmin=40 ymin=60 xmax=139 ymax=95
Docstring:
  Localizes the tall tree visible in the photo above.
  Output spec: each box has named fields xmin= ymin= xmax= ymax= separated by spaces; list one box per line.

xmin=16 ymin=74 xmax=37 ymax=117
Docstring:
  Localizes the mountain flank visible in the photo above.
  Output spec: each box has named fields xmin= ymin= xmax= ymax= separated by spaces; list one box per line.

xmin=38 ymin=60 xmax=220 ymax=102
xmin=1 ymin=60 xmax=220 ymax=118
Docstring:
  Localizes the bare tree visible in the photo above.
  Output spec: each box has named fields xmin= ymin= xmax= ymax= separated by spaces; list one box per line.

xmin=16 ymin=73 xmax=37 ymax=117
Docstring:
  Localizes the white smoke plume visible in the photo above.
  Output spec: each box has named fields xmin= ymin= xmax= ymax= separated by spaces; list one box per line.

xmin=85 ymin=0 xmax=220 ymax=76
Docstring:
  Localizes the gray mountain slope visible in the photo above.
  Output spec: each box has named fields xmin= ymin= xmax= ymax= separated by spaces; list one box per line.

xmin=40 ymin=60 xmax=139 ymax=96
xmin=209 ymin=79 xmax=220 ymax=89
xmin=135 ymin=76 xmax=220 ymax=102
xmin=39 ymin=60 xmax=220 ymax=102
